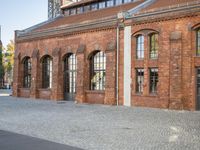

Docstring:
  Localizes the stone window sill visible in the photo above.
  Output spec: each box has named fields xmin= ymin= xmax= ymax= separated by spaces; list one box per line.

xmin=85 ymin=90 xmax=105 ymax=94
xmin=19 ymin=88 xmax=30 ymax=90
xmin=38 ymin=88 xmax=52 ymax=91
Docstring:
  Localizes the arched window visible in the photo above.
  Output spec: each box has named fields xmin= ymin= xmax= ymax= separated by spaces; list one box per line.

xmin=23 ymin=57 xmax=31 ymax=88
xmin=136 ymin=35 xmax=144 ymax=59
xmin=64 ymin=53 xmax=77 ymax=95
xmin=150 ymin=33 xmax=158 ymax=59
xmin=90 ymin=51 xmax=106 ymax=90
xmin=42 ymin=56 xmax=52 ymax=88
xmin=197 ymin=28 xmax=200 ymax=56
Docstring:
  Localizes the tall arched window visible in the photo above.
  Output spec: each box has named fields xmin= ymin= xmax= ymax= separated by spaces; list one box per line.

xmin=90 ymin=51 xmax=106 ymax=90
xmin=42 ymin=56 xmax=52 ymax=88
xmin=23 ymin=57 xmax=31 ymax=88
xmin=150 ymin=33 xmax=158 ymax=59
xmin=136 ymin=35 xmax=144 ymax=59
xmin=197 ymin=28 xmax=200 ymax=56
xmin=64 ymin=53 xmax=77 ymax=97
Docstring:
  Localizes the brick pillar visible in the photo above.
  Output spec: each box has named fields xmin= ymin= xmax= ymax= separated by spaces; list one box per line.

xmin=51 ymin=48 xmax=62 ymax=100
xmin=75 ymin=45 xmax=86 ymax=103
xmin=13 ymin=52 xmax=21 ymax=97
xmin=104 ymin=41 xmax=116 ymax=105
xmin=30 ymin=49 xmax=39 ymax=98
xmin=169 ymin=31 xmax=183 ymax=109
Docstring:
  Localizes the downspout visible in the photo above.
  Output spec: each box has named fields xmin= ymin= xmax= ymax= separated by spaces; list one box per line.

xmin=116 ymin=25 xmax=119 ymax=106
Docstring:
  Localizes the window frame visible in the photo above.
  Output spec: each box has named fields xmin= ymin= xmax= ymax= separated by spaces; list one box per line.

xmin=136 ymin=35 xmax=144 ymax=59
xmin=23 ymin=57 xmax=31 ymax=88
xmin=197 ymin=28 xmax=200 ymax=56
xmin=42 ymin=56 xmax=53 ymax=89
xmin=64 ymin=53 xmax=77 ymax=93
xmin=149 ymin=33 xmax=159 ymax=59
xmin=99 ymin=1 xmax=106 ymax=9
xmin=90 ymin=51 xmax=106 ymax=91
xmin=135 ymin=68 xmax=144 ymax=94
xmin=149 ymin=68 xmax=158 ymax=94
xmin=106 ymin=0 xmax=114 ymax=7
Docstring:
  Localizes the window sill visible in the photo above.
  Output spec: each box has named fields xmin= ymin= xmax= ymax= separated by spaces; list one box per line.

xmin=85 ymin=90 xmax=105 ymax=94
xmin=133 ymin=92 xmax=143 ymax=96
xmin=38 ymin=88 xmax=52 ymax=91
xmin=149 ymin=58 xmax=158 ymax=60
xmin=19 ymin=88 xmax=30 ymax=90
xmin=149 ymin=93 xmax=158 ymax=97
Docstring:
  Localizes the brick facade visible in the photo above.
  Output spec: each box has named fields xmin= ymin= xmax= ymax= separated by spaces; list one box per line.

xmin=13 ymin=0 xmax=200 ymax=110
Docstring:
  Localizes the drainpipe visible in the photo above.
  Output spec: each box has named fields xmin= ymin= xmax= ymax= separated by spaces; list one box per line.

xmin=116 ymin=24 xmax=119 ymax=106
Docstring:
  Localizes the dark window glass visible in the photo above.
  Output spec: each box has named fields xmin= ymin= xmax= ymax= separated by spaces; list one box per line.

xmin=64 ymin=9 xmax=70 ymax=16
xmin=99 ymin=1 xmax=106 ymax=9
xmin=70 ymin=8 xmax=76 ymax=15
xmin=90 ymin=51 xmax=106 ymax=90
xmin=107 ymin=0 xmax=114 ymax=7
xmin=136 ymin=35 xmax=144 ymax=59
xmin=150 ymin=33 xmax=158 ymax=59
xmin=84 ymin=5 xmax=90 ymax=12
xmin=197 ymin=29 xmax=200 ymax=56
xmin=136 ymin=68 xmax=144 ymax=93
xmin=77 ymin=7 xmax=83 ymax=14
xmin=23 ymin=58 xmax=31 ymax=88
xmin=150 ymin=68 xmax=158 ymax=94
xmin=42 ymin=56 xmax=53 ymax=89
xmin=91 ymin=3 xmax=98 ymax=10
xmin=115 ymin=0 xmax=123 ymax=5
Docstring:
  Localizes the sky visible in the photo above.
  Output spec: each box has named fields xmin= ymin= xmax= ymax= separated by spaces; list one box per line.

xmin=0 ymin=0 xmax=48 ymax=47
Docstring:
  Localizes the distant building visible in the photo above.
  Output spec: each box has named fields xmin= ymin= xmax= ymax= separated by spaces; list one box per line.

xmin=14 ymin=0 xmax=200 ymax=111
xmin=48 ymin=0 xmax=79 ymax=19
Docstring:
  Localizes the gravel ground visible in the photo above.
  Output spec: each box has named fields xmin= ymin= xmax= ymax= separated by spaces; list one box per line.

xmin=0 ymin=90 xmax=200 ymax=150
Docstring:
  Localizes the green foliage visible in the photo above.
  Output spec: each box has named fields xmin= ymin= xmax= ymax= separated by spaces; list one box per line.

xmin=3 ymin=40 xmax=14 ymax=73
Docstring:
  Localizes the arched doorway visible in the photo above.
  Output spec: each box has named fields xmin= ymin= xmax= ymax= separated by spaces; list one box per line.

xmin=63 ymin=53 xmax=77 ymax=101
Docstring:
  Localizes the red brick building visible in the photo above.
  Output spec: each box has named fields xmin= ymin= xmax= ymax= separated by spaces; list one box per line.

xmin=13 ymin=0 xmax=200 ymax=110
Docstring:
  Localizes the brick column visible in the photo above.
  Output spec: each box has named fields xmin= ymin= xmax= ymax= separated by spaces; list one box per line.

xmin=104 ymin=41 xmax=116 ymax=105
xmin=30 ymin=49 xmax=39 ymax=98
xmin=51 ymin=48 xmax=62 ymax=100
xmin=75 ymin=45 xmax=86 ymax=103
xmin=13 ymin=52 xmax=21 ymax=97
xmin=169 ymin=31 xmax=183 ymax=109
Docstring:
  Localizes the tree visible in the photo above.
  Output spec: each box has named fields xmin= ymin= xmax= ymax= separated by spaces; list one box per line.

xmin=0 ymin=40 xmax=4 ymax=88
xmin=3 ymin=40 xmax=14 ymax=88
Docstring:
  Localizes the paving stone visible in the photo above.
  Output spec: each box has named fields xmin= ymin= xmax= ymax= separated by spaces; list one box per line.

xmin=0 ymin=90 xmax=200 ymax=150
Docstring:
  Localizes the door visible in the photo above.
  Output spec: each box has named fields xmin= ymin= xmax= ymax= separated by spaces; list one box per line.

xmin=64 ymin=53 xmax=76 ymax=101
xmin=196 ymin=68 xmax=200 ymax=110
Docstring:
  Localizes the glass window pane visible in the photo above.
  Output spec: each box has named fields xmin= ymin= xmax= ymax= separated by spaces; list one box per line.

xmin=107 ymin=0 xmax=114 ymax=7
xmin=90 ymin=51 xmax=106 ymax=90
xmin=136 ymin=35 xmax=144 ymax=59
xmin=150 ymin=68 xmax=158 ymax=93
xmin=115 ymin=0 xmax=123 ymax=5
xmin=99 ymin=1 xmax=106 ymax=9
xmin=91 ymin=3 xmax=98 ymax=10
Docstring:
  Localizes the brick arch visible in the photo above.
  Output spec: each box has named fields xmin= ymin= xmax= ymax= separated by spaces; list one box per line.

xmin=21 ymin=56 xmax=31 ymax=64
xmin=191 ymin=22 xmax=200 ymax=30
xmin=61 ymin=52 xmax=75 ymax=61
xmin=132 ymin=28 xmax=159 ymax=37
xmin=39 ymin=54 xmax=53 ymax=63
xmin=87 ymin=50 xmax=105 ymax=60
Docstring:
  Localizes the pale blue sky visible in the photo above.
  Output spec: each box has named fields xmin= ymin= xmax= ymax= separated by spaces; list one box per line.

xmin=0 ymin=0 xmax=48 ymax=47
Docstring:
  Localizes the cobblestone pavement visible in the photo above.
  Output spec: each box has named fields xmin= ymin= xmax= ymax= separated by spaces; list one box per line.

xmin=0 ymin=90 xmax=200 ymax=150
